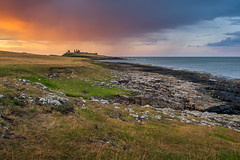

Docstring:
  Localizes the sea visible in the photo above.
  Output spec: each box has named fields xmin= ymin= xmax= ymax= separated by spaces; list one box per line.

xmin=102 ymin=57 xmax=240 ymax=79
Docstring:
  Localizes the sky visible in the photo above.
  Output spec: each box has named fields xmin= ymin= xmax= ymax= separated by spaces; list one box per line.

xmin=0 ymin=0 xmax=240 ymax=56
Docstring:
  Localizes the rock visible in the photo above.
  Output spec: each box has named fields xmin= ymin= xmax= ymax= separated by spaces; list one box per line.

xmin=169 ymin=113 xmax=175 ymax=118
xmin=186 ymin=120 xmax=191 ymax=124
xmin=20 ymin=79 xmax=29 ymax=83
xmin=58 ymin=97 xmax=70 ymax=105
xmin=35 ymin=82 xmax=48 ymax=90
xmin=143 ymin=111 xmax=150 ymax=115
xmin=153 ymin=115 xmax=162 ymax=120
xmin=0 ymin=95 xmax=5 ymax=99
xmin=100 ymin=99 xmax=109 ymax=104
xmin=82 ymin=100 xmax=86 ymax=103
xmin=114 ymin=106 xmax=120 ymax=109
xmin=19 ymin=94 xmax=26 ymax=99
xmin=129 ymin=114 xmax=139 ymax=118
xmin=91 ymin=98 xmax=100 ymax=102
xmin=125 ymin=108 xmax=134 ymax=113
xmin=43 ymin=86 xmax=48 ymax=90
xmin=143 ymin=105 xmax=151 ymax=108
xmin=179 ymin=117 xmax=186 ymax=121
xmin=50 ymin=100 xmax=62 ymax=106
xmin=140 ymin=115 xmax=145 ymax=119
xmin=59 ymin=92 xmax=66 ymax=96
xmin=113 ymin=103 xmax=120 ymax=106
xmin=39 ymin=97 xmax=62 ymax=106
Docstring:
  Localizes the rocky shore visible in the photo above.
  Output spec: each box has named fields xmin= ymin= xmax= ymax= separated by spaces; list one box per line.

xmin=102 ymin=62 xmax=240 ymax=115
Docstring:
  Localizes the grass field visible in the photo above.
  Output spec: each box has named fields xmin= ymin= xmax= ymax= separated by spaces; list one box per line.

xmin=0 ymin=51 xmax=240 ymax=160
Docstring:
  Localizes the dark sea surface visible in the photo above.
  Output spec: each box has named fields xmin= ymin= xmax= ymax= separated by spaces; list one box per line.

xmin=103 ymin=57 xmax=240 ymax=79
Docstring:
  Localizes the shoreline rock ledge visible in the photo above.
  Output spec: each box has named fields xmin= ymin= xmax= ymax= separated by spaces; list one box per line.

xmin=103 ymin=62 xmax=240 ymax=115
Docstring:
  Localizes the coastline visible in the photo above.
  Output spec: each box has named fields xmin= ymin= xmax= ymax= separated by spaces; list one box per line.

xmin=100 ymin=57 xmax=240 ymax=79
xmin=101 ymin=61 xmax=240 ymax=115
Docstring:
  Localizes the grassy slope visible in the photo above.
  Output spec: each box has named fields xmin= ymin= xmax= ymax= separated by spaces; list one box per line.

xmin=0 ymin=51 xmax=240 ymax=160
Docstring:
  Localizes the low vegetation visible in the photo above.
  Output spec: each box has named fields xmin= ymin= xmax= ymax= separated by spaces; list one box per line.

xmin=0 ymin=51 xmax=240 ymax=159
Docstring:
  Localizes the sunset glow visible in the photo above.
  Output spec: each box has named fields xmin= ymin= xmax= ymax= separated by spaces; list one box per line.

xmin=0 ymin=0 xmax=240 ymax=56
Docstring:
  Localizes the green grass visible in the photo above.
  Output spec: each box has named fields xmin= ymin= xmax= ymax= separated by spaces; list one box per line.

xmin=90 ymin=60 xmax=106 ymax=67
xmin=23 ymin=76 xmax=130 ymax=99
xmin=2 ymin=104 xmax=240 ymax=160
xmin=54 ymin=79 xmax=130 ymax=98
xmin=207 ymin=132 xmax=238 ymax=142
xmin=23 ymin=76 xmax=58 ymax=89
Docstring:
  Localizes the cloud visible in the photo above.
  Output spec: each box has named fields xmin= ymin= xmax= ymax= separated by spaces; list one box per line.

xmin=230 ymin=19 xmax=240 ymax=25
xmin=207 ymin=31 xmax=240 ymax=47
xmin=1 ymin=0 xmax=240 ymax=41
xmin=226 ymin=31 xmax=240 ymax=36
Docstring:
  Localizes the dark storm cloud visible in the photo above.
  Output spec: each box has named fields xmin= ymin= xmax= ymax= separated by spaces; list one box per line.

xmin=207 ymin=31 xmax=240 ymax=47
xmin=226 ymin=31 xmax=240 ymax=36
xmin=1 ymin=0 xmax=240 ymax=41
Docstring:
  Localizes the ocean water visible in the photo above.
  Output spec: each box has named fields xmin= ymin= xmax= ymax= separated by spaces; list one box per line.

xmin=103 ymin=57 xmax=240 ymax=79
